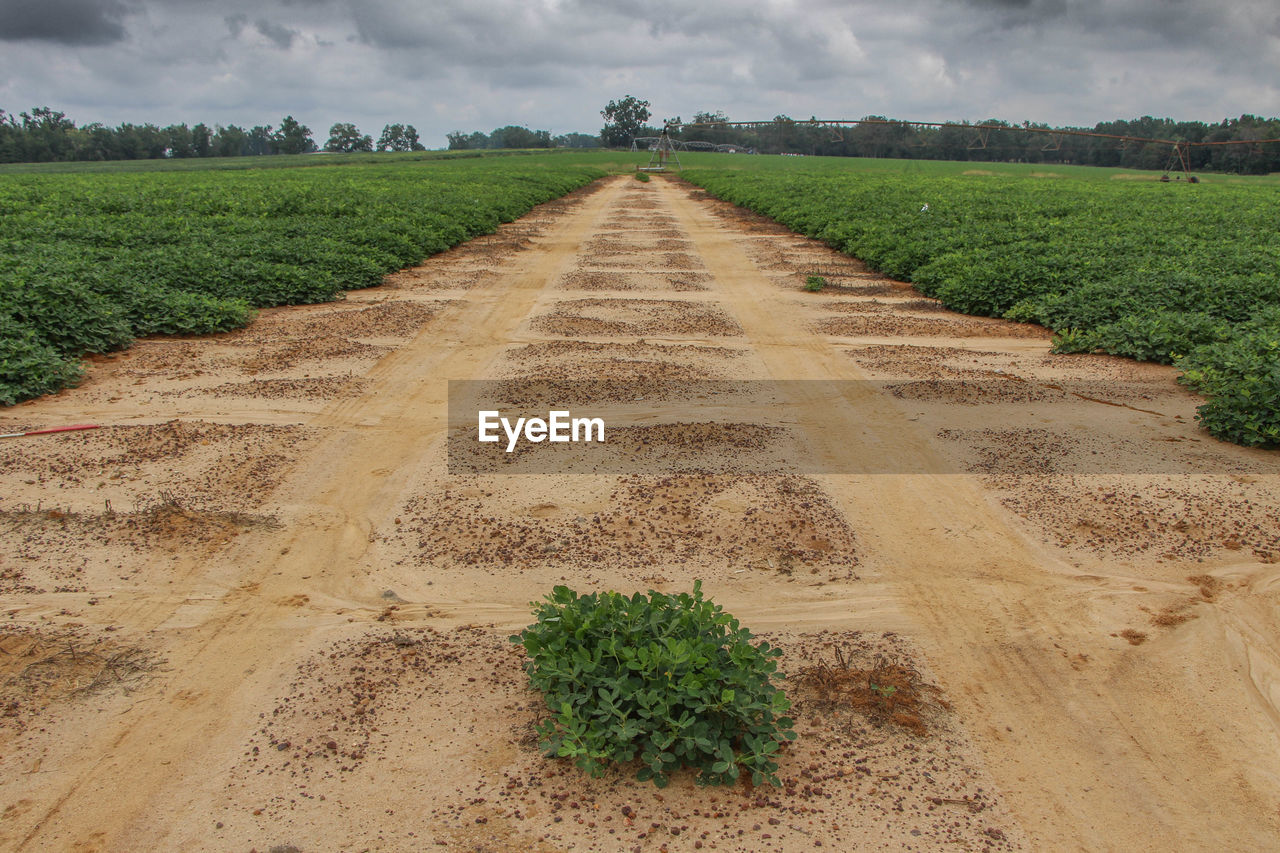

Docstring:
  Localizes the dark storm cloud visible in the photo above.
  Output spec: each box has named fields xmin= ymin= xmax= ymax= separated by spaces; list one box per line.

xmin=343 ymin=0 xmax=870 ymax=90
xmin=0 ymin=0 xmax=130 ymax=45
xmin=254 ymin=18 xmax=300 ymax=48
xmin=1 ymin=0 xmax=1278 ymax=147
xmin=225 ymin=9 xmax=303 ymax=48
xmin=949 ymin=0 xmax=1226 ymax=47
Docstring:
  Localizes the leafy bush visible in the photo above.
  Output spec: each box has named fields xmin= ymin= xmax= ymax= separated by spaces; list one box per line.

xmin=0 ymin=315 xmax=83 ymax=406
xmin=511 ymin=582 xmax=796 ymax=788
xmin=1177 ymin=329 xmax=1280 ymax=448
xmin=634 ymin=171 xmax=651 ymax=182
xmin=124 ymin=288 xmax=253 ymax=337
xmin=1052 ymin=311 xmax=1233 ymax=363
xmin=804 ymin=274 xmax=827 ymax=292
xmin=1 ymin=277 xmax=133 ymax=355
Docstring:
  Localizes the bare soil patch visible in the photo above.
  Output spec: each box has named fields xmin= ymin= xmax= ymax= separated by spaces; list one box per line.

xmin=532 ymin=298 xmax=743 ymax=338
xmin=583 ymin=236 xmax=695 ymax=254
xmin=848 ymin=344 xmax=1007 ymax=379
xmin=194 ymin=375 xmax=369 ymax=401
xmin=0 ymin=501 xmax=278 ymax=593
xmin=886 ymin=378 xmax=1068 ymax=405
xmin=501 ymin=339 xmax=745 ymax=381
xmin=113 ymin=300 xmax=444 ymax=379
xmin=232 ymin=300 xmax=441 ymax=341
xmin=828 ymin=298 xmax=952 ymax=314
xmin=848 ymin=344 xmax=1174 ymax=383
xmin=396 ymin=474 xmax=859 ymax=583
xmin=1 ymin=421 xmax=314 ymax=512
xmin=386 ymin=266 xmax=503 ymax=291
xmin=817 ymin=312 xmax=1051 ymax=339
xmin=603 ymin=214 xmax=680 ymax=230
xmin=996 ymin=473 xmax=1280 ymax=563
xmin=583 ymin=251 xmax=708 ymax=272
xmin=451 ymin=421 xmax=800 ymax=475
xmin=112 ymin=341 xmax=237 ymax=375
xmin=556 ymin=270 xmax=712 ymax=291
xmin=222 ymin=626 xmax=1018 ymax=852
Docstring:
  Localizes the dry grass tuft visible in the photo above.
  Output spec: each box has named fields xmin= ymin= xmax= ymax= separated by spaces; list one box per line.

xmin=1 ymin=630 xmax=164 ymax=730
xmin=1186 ymin=574 xmax=1222 ymax=601
xmin=1119 ymin=629 xmax=1148 ymax=645
xmin=793 ymin=644 xmax=942 ymax=736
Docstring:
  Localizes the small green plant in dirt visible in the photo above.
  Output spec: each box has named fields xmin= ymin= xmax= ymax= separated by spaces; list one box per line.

xmin=804 ymin=274 xmax=828 ymax=292
xmin=634 ymin=171 xmax=651 ymax=182
xmin=511 ymin=581 xmax=796 ymax=788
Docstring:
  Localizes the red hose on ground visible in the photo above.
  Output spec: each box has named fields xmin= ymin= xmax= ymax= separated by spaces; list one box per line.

xmin=0 ymin=424 xmax=101 ymax=439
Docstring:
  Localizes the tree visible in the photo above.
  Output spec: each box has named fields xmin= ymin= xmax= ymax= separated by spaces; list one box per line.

xmin=377 ymin=123 xmax=403 ymax=151
xmin=600 ymin=95 xmax=651 ymax=147
xmin=75 ymin=123 xmax=118 ymax=161
xmin=553 ymin=132 xmax=599 ymax=149
xmin=191 ymin=123 xmax=213 ymax=157
xmin=377 ymin=123 xmax=424 ymax=152
xmin=165 ymin=123 xmax=194 ymax=158
xmin=247 ymin=125 xmax=274 ymax=156
xmin=271 ymin=115 xmax=316 ymax=154
xmin=489 ymin=125 xmax=551 ymax=149
xmin=692 ymin=110 xmax=730 ymax=145
xmin=212 ymin=124 xmax=250 ymax=157
xmin=325 ymin=122 xmax=374 ymax=153
xmin=0 ymin=109 xmax=18 ymax=163
xmin=446 ymin=131 xmax=472 ymax=150
xmin=20 ymin=107 xmax=76 ymax=161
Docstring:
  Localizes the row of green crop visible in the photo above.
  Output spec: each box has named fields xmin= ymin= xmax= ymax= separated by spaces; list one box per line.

xmin=681 ymin=165 xmax=1280 ymax=448
xmin=1 ymin=158 xmax=605 ymax=404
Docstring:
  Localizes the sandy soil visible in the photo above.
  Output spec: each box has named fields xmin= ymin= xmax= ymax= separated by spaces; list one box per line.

xmin=1 ymin=175 xmax=1278 ymax=851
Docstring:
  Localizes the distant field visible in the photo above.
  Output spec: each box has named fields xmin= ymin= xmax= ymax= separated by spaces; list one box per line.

xmin=0 ymin=153 xmax=612 ymax=404
xmin=680 ymin=154 xmax=1280 ymax=447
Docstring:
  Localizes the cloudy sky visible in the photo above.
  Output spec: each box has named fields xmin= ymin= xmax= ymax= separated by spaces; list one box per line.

xmin=2 ymin=0 xmax=1278 ymax=147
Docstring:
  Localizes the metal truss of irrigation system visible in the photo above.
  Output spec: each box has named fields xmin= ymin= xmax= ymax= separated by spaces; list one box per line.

xmin=662 ymin=117 xmax=1280 ymax=178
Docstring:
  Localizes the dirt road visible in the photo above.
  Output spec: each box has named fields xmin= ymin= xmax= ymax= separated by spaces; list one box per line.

xmin=2 ymin=175 xmax=1278 ymax=851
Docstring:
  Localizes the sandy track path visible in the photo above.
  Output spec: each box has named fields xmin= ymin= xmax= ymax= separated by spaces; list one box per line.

xmin=3 ymin=179 xmax=627 ymax=852
xmin=656 ymin=177 xmax=1280 ymax=849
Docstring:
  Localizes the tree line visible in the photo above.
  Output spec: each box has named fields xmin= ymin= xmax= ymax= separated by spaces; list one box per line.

xmin=446 ymin=126 xmax=597 ymax=150
xmin=595 ymin=95 xmax=1280 ymax=174
xmin=663 ymin=112 xmax=1280 ymax=174
xmin=0 ymin=107 xmax=427 ymax=163
xmin=7 ymin=99 xmax=1280 ymax=173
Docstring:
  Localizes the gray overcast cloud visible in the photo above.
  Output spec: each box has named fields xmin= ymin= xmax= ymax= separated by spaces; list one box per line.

xmin=1 ymin=0 xmax=1277 ymax=147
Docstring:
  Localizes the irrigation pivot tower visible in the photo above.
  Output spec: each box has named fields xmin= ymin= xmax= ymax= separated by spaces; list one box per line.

xmin=639 ymin=123 xmax=681 ymax=172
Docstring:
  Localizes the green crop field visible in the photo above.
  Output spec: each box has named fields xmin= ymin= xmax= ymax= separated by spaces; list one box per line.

xmin=680 ymin=154 xmax=1280 ymax=448
xmin=0 ymin=152 xmax=624 ymax=405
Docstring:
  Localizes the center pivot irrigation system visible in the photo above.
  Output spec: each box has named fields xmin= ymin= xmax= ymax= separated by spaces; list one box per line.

xmin=634 ymin=117 xmax=1280 ymax=179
